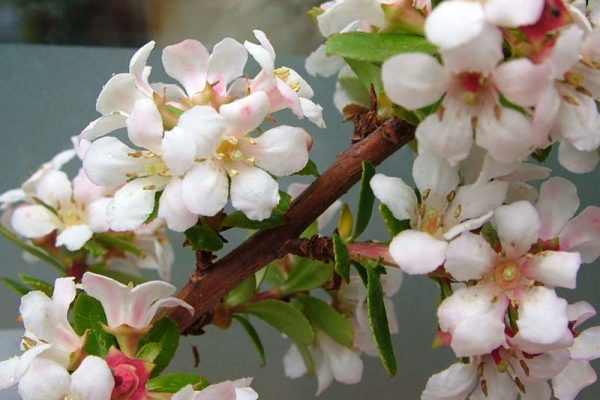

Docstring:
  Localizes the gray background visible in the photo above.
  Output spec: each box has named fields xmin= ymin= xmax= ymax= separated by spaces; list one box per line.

xmin=0 ymin=43 xmax=598 ymax=399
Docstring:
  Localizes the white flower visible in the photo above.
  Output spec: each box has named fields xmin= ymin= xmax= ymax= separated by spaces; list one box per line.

xmin=283 ymin=332 xmax=363 ymax=395
xmin=80 ymin=272 xmax=193 ymax=331
xmin=172 ymin=378 xmax=258 ymax=400
xmin=382 ymin=26 xmax=535 ymax=165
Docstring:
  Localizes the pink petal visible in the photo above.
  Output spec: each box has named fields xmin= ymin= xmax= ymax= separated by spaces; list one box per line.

xmin=536 ymin=177 xmax=579 ymax=240
xmin=559 ymin=206 xmax=600 ymax=263
xmin=127 ymin=98 xmax=163 ymax=152
xmin=162 ymin=39 xmax=210 ymax=96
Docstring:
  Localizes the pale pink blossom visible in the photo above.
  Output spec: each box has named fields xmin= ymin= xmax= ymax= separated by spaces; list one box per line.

xmin=172 ymin=378 xmax=258 ymax=400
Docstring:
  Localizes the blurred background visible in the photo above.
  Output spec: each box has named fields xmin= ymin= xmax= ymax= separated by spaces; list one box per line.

xmin=0 ymin=1 xmax=599 ymax=399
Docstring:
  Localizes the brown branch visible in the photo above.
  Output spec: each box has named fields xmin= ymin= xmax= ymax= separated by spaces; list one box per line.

xmin=166 ymin=117 xmax=415 ymax=334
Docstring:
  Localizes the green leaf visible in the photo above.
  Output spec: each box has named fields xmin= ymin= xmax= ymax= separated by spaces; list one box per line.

xmin=345 ymin=59 xmax=383 ymax=94
xmin=0 ymin=278 xmax=29 ymax=296
xmin=307 ymin=6 xmax=324 ymax=20
xmin=333 ymin=234 xmax=351 ymax=283
xmin=94 ymin=233 xmax=144 ymax=257
xmin=280 ymin=257 xmax=333 ymax=296
xmin=146 ymin=373 xmax=209 ymax=393
xmin=144 ymin=190 xmax=163 ymax=224
xmin=72 ymin=293 xmax=115 ymax=357
xmin=18 ymin=274 xmax=53 ymax=297
xmin=0 ymin=225 xmax=65 ymax=271
xmin=300 ymin=221 xmax=319 ymax=239
xmin=354 ymin=162 xmax=376 ymax=239
xmin=240 ymin=299 xmax=314 ymax=345
xmin=185 ymin=224 xmax=223 ymax=252
xmin=295 ymin=296 xmax=354 ymax=348
xmin=296 ymin=160 xmax=320 ymax=177
xmin=84 ymin=240 xmax=108 ymax=258
xmin=352 ymin=261 xmax=368 ymax=287
xmin=233 ymin=315 xmax=266 ymax=367
xmin=87 ymin=265 xmax=146 ymax=286
xmin=338 ymin=76 xmax=371 ymax=106
xmin=379 ymin=204 xmax=411 ymax=237
xmin=166 ymin=105 xmax=185 ymax=117
xmin=137 ymin=342 xmax=162 ymax=363
xmin=531 ymin=145 xmax=553 ymax=163
xmin=296 ymin=343 xmax=316 ymax=375
xmin=481 ymin=222 xmax=501 ymax=250
xmin=366 ymin=266 xmax=397 ymax=376
xmin=139 ymin=317 xmax=180 ymax=377
xmin=226 ymin=275 xmax=257 ymax=307
xmin=327 ymin=32 xmax=437 ymax=63
xmin=222 ymin=192 xmax=292 ymax=230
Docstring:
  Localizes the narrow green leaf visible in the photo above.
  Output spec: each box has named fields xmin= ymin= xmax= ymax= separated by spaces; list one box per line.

xmin=296 ymin=296 xmax=354 ymax=348
xmin=352 ymin=261 xmax=368 ymax=287
xmin=166 ymin=105 xmax=184 ymax=117
xmin=327 ymin=32 xmax=437 ymax=63
xmin=333 ymin=234 xmax=351 ymax=283
xmin=222 ymin=192 xmax=292 ymax=230
xmin=87 ymin=265 xmax=146 ymax=286
xmin=307 ymin=6 xmax=324 ymax=19
xmin=72 ymin=293 xmax=115 ymax=357
xmin=300 ymin=221 xmax=319 ymax=239
xmin=379 ymin=204 xmax=411 ymax=237
xmin=83 ymin=239 xmax=108 ymax=258
xmin=137 ymin=342 xmax=162 ymax=363
xmin=0 ymin=225 xmax=65 ymax=271
xmin=297 ymin=343 xmax=316 ymax=375
xmin=95 ymin=233 xmax=144 ymax=257
xmin=184 ymin=224 xmax=223 ymax=252
xmin=226 ymin=275 xmax=257 ymax=307
xmin=261 ymin=261 xmax=287 ymax=286
xmin=366 ymin=266 xmax=397 ymax=376
xmin=139 ymin=317 xmax=180 ymax=377
xmin=345 ymin=59 xmax=383 ymax=94
xmin=280 ymin=257 xmax=333 ymax=296
xmin=233 ymin=315 xmax=266 ymax=367
xmin=144 ymin=190 xmax=163 ymax=224
xmin=354 ymin=162 xmax=376 ymax=239
xmin=0 ymin=277 xmax=29 ymax=296
xmin=296 ymin=160 xmax=320 ymax=177
xmin=481 ymin=222 xmax=501 ymax=250
xmin=18 ymin=274 xmax=53 ymax=297
xmin=240 ymin=299 xmax=314 ymax=345
xmin=338 ymin=77 xmax=371 ymax=106
xmin=508 ymin=304 xmax=520 ymax=333
xmin=146 ymin=373 xmax=209 ymax=393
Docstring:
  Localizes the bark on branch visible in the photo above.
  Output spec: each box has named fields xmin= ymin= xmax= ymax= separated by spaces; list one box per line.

xmin=166 ymin=117 xmax=415 ymax=334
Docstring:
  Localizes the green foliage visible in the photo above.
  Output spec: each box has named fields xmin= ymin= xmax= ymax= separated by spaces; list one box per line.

xmin=0 ymin=225 xmax=65 ymax=271
xmin=139 ymin=317 xmax=180 ymax=377
xmin=338 ymin=76 xmax=372 ymax=106
xmin=481 ymin=222 xmax=501 ymax=250
xmin=136 ymin=342 xmax=162 ymax=363
xmin=83 ymin=239 xmax=108 ymax=258
xmin=146 ymin=373 xmax=209 ymax=393
xmin=222 ymin=192 xmax=292 ymax=230
xmin=280 ymin=257 xmax=333 ymax=296
xmin=233 ymin=315 xmax=266 ymax=367
xmin=296 ymin=160 xmax=320 ymax=177
xmin=379 ymin=204 xmax=411 ymax=238
xmin=354 ymin=162 xmax=376 ymax=239
xmin=226 ymin=275 xmax=257 ymax=308
xmin=17 ymin=274 xmax=53 ymax=297
xmin=333 ymin=233 xmax=351 ymax=283
xmin=72 ymin=293 xmax=115 ymax=357
xmin=346 ymin=59 xmax=384 ymax=94
xmin=95 ymin=233 xmax=144 ymax=257
xmin=0 ymin=278 xmax=29 ymax=296
xmin=144 ymin=190 xmax=164 ymax=224
xmin=327 ymin=32 xmax=437 ymax=63
xmin=294 ymin=296 xmax=354 ymax=348
xmin=184 ymin=224 xmax=223 ymax=252
xmin=366 ymin=265 xmax=397 ymax=376
xmin=240 ymin=299 xmax=314 ymax=345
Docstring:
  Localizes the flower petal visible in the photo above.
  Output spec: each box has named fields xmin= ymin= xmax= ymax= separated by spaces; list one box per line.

xmin=484 ymin=0 xmax=544 ymax=27
xmin=440 ymin=24 xmax=503 ymax=74
xmin=525 ymin=251 xmax=581 ymax=289
xmin=536 ymin=177 xmax=579 ymax=240
xmin=370 ymin=173 xmax=417 ymax=222
xmin=161 ymin=127 xmax=197 ymax=177
xmin=416 ymin=113 xmax=474 ymax=167
xmin=181 ymin=161 xmax=229 ymax=216
xmin=177 ymin=106 xmax=227 ymax=158
xmin=109 ymin=177 xmax=167 ymax=232
xmin=451 ymin=313 xmax=506 ymax=356
xmin=317 ymin=0 xmax=384 ymax=37
xmin=382 ymin=53 xmax=449 ymax=110
xmin=220 ymin=92 xmax=271 ymax=137
xmin=305 ymin=44 xmax=345 ymax=78
xmin=552 ymin=360 xmax=597 ymax=400
xmin=421 ymin=361 xmax=477 ymax=400
xmin=162 ymin=39 xmax=209 ymax=96
xmin=517 ymin=286 xmax=569 ymax=345
xmin=283 ymin=345 xmax=308 ymax=379
xmin=80 ymin=114 xmax=128 ymax=142
xmin=493 ymin=59 xmax=549 ymax=107
xmin=96 ymin=73 xmax=145 ymax=115
xmin=207 ymin=38 xmax=248 ymax=95
xmin=319 ymin=333 xmax=363 ymax=385
xmin=444 ymin=181 xmax=508 ymax=228
xmin=158 ymin=179 xmax=198 ymax=232
xmin=425 ymin=0 xmax=486 ymax=49
xmin=11 ymin=205 xmax=59 ymax=239
xmin=558 ymin=141 xmax=600 ymax=174
xmin=492 ymin=201 xmax=541 ymax=260
xmin=18 ymin=358 xmax=70 ymax=400
xmin=559 ymin=206 xmax=600 ymax=263
xmin=389 ymin=230 xmax=447 ymax=275
xmin=129 ymin=41 xmax=155 ymax=95
xmin=570 ymin=326 xmax=600 ymax=360
xmin=413 ymin=152 xmax=460 ymax=210
xmin=245 ymin=126 xmax=309 ymax=176
xmin=245 ymin=30 xmax=276 ymax=74
xmin=56 ymin=225 xmax=94 ymax=251
xmin=126 ymin=98 xmax=163 ymax=152
xmin=70 ymin=356 xmax=115 ymax=400
xmin=230 ymin=166 xmax=280 ymax=221
xmin=526 ymin=349 xmax=570 ymax=379
xmin=445 ymin=232 xmax=495 ymax=281
xmin=476 ymin=108 xmax=535 ymax=164
xmin=568 ymin=301 xmax=597 ymax=328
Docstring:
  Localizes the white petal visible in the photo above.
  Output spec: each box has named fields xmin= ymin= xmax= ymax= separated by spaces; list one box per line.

xmin=0 ymin=357 xmax=19 ymax=390
xmin=425 ymin=1 xmax=486 ymax=49
xmin=230 ymin=166 xmax=280 ymax=221
xmin=56 ymin=225 xmax=93 ymax=251
xmin=181 ymin=161 xmax=229 ymax=216
xmin=494 ymin=59 xmax=550 ymax=108
xmin=162 ymin=39 xmax=209 ymax=96
xmin=299 ymin=98 xmax=326 ymax=128
xmin=172 ymin=385 xmax=195 ymax=400
xmin=451 ymin=313 xmax=506 ymax=356
xmin=382 ymin=53 xmax=449 ymax=110
xmin=80 ymin=114 xmax=128 ymax=141
xmin=370 ymin=174 xmax=417 ymax=222
xmin=413 ymin=152 xmax=460 ymax=210
xmin=440 ymin=24 xmax=503 ymax=74
xmin=207 ymin=38 xmax=248 ymax=95
xmin=444 ymin=181 xmax=508 ymax=228
xmin=548 ymin=26 xmax=584 ymax=78
xmin=18 ymin=358 xmax=70 ymax=400
xmin=525 ymin=349 xmax=570 ymax=379
xmin=484 ymin=0 xmax=544 ymax=27
xmin=492 ymin=201 xmax=541 ymax=259
xmin=283 ymin=345 xmax=307 ymax=379
xmin=317 ymin=0 xmax=384 ymax=36
xmin=72 ymin=169 xmax=107 ymax=205
xmin=177 ymin=106 xmax=227 ymax=158
xmin=129 ymin=41 xmax=155 ymax=95
xmin=11 ymin=205 xmax=59 ymax=238
xmin=559 ymin=206 xmax=600 ymax=263
xmin=319 ymin=333 xmax=363 ymax=385
xmin=246 ymin=126 xmax=309 ymax=176
xmin=536 ymin=177 xmax=579 ymax=240
xmin=557 ymin=90 xmax=600 ymax=152
xmin=109 ymin=177 xmax=166 ymax=231
xmin=161 ymin=127 xmax=197 ymax=177
xmin=81 ymin=272 xmax=129 ymax=327
xmin=445 ymin=232 xmax=495 ymax=281
xmin=96 ymin=73 xmax=145 ymax=115
xmin=389 ymin=230 xmax=447 ymax=275
xmin=444 ymin=211 xmax=493 ymax=240
xmin=476 ymin=108 xmax=535 ymax=164
xmin=471 ymin=361 xmax=518 ymax=400
xmin=158 ymin=179 xmax=198 ymax=232
xmin=245 ymin=30 xmax=276 ymax=74
xmin=570 ymin=326 xmax=600 ymax=360
xmin=552 ymin=360 xmax=597 ymax=400
xmin=416 ymin=113 xmax=473 ymax=167
xmin=532 ymin=85 xmax=561 ymax=147
xmin=143 ymin=297 xmax=194 ymax=329
xmin=70 ymin=356 xmax=114 ymax=400
xmin=518 ymin=286 xmax=568 ymax=345
xmin=313 ymin=347 xmax=334 ymax=395
xmin=126 ymin=98 xmax=163 ymax=152
xmin=421 ymin=362 xmax=477 ymax=400
xmin=220 ymin=92 xmax=271 ymax=137
xmin=305 ymin=44 xmax=345 ymax=78
xmin=568 ymin=301 xmax=597 ymax=328
xmin=558 ymin=141 xmax=600 ymax=174
xmin=86 ymin=198 xmax=112 ymax=233
xmin=526 ymin=251 xmax=581 ymax=289
xmin=35 ymin=170 xmax=72 ymax=207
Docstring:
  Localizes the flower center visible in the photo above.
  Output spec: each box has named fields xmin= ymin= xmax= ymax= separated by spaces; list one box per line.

xmin=421 ymin=208 xmax=442 ymax=236
xmin=112 ymin=364 xmax=140 ymax=398
xmin=214 ymin=136 xmax=256 ymax=176
xmin=459 ymin=72 xmax=485 ymax=105
xmin=494 ymin=261 xmax=522 ymax=290
xmin=107 ymin=350 xmax=150 ymax=400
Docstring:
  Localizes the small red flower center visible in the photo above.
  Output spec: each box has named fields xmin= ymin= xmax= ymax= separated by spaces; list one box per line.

xmin=107 ymin=350 xmax=150 ymax=400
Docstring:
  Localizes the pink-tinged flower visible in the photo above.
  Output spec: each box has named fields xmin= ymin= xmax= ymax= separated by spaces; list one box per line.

xmin=106 ymin=349 xmax=151 ymax=400
xmin=382 ymin=26 xmax=535 ymax=165
xmin=284 ymin=332 xmax=363 ymax=395
xmin=424 ymin=0 xmax=545 ymax=49
xmin=371 ymin=152 xmax=507 ymax=274
xmin=437 ymin=201 xmax=579 ymax=357
xmin=172 ymin=378 xmax=258 ymax=400
xmin=0 ymin=344 xmax=50 ymax=392
xmin=80 ymin=272 xmax=193 ymax=331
